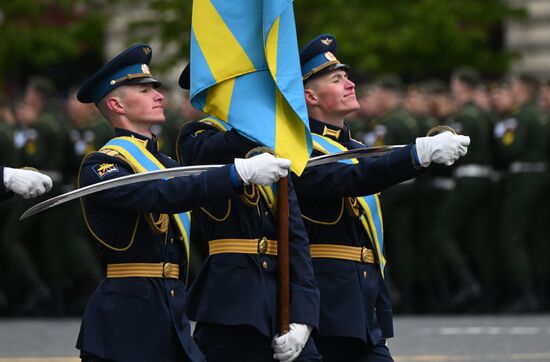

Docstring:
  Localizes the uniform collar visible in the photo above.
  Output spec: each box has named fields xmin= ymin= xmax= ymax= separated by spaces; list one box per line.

xmin=114 ymin=128 xmax=159 ymax=152
xmin=309 ymin=117 xmax=351 ymax=142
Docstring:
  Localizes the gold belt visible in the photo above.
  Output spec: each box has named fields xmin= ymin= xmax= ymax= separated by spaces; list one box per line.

xmin=209 ymin=237 xmax=278 ymax=256
xmin=106 ymin=262 xmax=180 ymax=279
xmin=310 ymin=244 xmax=376 ymax=264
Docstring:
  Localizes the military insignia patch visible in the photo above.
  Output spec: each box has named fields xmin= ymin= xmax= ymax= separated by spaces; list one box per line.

xmin=320 ymin=38 xmax=333 ymax=46
xmin=142 ymin=46 xmax=152 ymax=55
xmin=93 ymin=163 xmax=119 ymax=179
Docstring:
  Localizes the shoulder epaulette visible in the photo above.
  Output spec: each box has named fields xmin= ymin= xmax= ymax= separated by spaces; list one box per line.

xmin=197 ymin=117 xmax=232 ymax=133
xmin=99 ymin=149 xmax=121 ymax=158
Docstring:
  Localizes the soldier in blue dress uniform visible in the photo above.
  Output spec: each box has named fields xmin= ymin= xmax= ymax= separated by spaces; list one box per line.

xmin=177 ymin=66 xmax=321 ymax=361
xmin=75 ymin=44 xmax=291 ymax=362
xmin=292 ymin=34 xmax=471 ymax=362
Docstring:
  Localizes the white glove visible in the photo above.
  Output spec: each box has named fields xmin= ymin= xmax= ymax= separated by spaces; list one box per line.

xmin=3 ymin=167 xmax=53 ymax=199
xmin=415 ymin=131 xmax=470 ymax=167
xmin=234 ymin=153 xmax=290 ymax=186
xmin=271 ymin=323 xmax=312 ymax=362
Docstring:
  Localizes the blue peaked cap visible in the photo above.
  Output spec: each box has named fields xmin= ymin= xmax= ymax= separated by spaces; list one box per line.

xmin=300 ymin=34 xmax=349 ymax=82
xmin=77 ymin=44 xmax=161 ymax=104
xmin=179 ymin=63 xmax=190 ymax=90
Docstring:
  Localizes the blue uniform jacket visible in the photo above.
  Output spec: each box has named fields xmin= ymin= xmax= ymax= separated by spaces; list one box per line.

xmin=77 ymin=129 xmax=238 ymax=362
xmin=177 ymin=121 xmax=320 ymax=337
xmin=291 ymin=118 xmax=421 ymax=345
xmin=0 ymin=166 xmax=12 ymax=201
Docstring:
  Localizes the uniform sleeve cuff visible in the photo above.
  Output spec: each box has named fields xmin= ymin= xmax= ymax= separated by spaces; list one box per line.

xmin=229 ymin=164 xmax=243 ymax=188
xmin=411 ymin=144 xmax=421 ymax=168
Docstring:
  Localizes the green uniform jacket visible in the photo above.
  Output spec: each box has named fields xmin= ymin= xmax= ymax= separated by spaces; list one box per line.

xmin=381 ymin=107 xmax=420 ymax=145
xmin=497 ymin=102 xmax=548 ymax=163
xmin=452 ymin=102 xmax=492 ymax=165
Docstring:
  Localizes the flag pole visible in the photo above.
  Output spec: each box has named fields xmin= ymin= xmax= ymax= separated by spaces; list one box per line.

xmin=277 ymin=175 xmax=290 ymax=334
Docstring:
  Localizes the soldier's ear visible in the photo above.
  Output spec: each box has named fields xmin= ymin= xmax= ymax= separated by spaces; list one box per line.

xmin=304 ymin=88 xmax=318 ymax=105
xmin=105 ymin=96 xmax=124 ymax=114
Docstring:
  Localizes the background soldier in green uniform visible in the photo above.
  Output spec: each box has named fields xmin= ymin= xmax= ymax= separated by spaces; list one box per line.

xmin=363 ymin=74 xmax=421 ymax=312
xmin=405 ymin=80 xmax=456 ymax=311
xmin=0 ymin=94 xmax=16 ymax=312
xmin=496 ymin=74 xmax=549 ymax=312
xmin=431 ymin=67 xmax=492 ymax=311
xmin=2 ymin=76 xmax=68 ymax=314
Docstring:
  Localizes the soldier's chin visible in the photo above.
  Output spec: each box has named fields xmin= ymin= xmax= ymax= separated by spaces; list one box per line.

xmin=348 ymin=101 xmax=360 ymax=113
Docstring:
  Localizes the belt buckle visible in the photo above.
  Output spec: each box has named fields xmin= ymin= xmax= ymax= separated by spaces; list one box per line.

xmin=258 ymin=237 xmax=268 ymax=254
xmin=361 ymin=247 xmax=369 ymax=263
xmin=162 ymin=262 xmax=172 ymax=278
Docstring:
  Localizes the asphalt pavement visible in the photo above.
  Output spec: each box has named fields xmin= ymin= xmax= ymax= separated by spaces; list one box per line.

xmin=0 ymin=315 xmax=549 ymax=362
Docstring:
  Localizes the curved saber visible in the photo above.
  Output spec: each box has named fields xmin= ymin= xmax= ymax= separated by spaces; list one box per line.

xmin=20 ymin=145 xmax=406 ymax=220
xmin=306 ymin=145 xmax=405 ymax=167
xmin=20 ymin=164 xmax=224 ymax=220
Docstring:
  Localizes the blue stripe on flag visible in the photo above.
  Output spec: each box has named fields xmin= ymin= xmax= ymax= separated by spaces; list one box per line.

xmin=274 ymin=5 xmax=309 ymax=123
xmin=229 ymin=71 xmax=276 ymax=149
xmin=262 ymin=0 xmax=290 ymax=38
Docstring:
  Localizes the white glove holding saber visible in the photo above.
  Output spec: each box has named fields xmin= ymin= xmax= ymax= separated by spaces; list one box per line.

xmin=415 ymin=131 xmax=470 ymax=167
xmin=234 ymin=153 xmax=291 ymax=186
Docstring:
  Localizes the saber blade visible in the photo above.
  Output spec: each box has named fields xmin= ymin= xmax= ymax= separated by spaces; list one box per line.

xmin=20 ymin=144 xmax=406 ymax=220
xmin=19 ymin=165 xmax=224 ymax=220
xmin=306 ymin=145 xmax=406 ymax=167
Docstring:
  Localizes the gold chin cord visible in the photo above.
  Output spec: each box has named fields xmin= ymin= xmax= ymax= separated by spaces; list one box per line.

xmin=426 ymin=125 xmax=457 ymax=137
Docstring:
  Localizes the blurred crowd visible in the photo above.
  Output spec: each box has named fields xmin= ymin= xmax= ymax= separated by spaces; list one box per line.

xmin=1 ymin=66 xmax=549 ymax=316
xmin=350 ymin=67 xmax=550 ymax=315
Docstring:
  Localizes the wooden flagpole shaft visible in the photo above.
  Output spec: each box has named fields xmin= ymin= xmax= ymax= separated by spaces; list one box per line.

xmin=277 ymin=175 xmax=290 ymax=334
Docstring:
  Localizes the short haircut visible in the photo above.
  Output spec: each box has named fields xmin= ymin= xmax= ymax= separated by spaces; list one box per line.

xmin=451 ymin=66 xmax=480 ymax=88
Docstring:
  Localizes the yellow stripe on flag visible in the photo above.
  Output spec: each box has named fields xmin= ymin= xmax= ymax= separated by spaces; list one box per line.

xmin=205 ymin=78 xmax=235 ymax=122
xmin=192 ymin=0 xmax=255 ymax=82
xmin=265 ymin=16 xmax=280 ymax=78
xmin=275 ymin=89 xmax=309 ymax=174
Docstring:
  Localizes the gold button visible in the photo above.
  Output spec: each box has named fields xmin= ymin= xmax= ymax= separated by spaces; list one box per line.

xmin=170 ymin=290 xmax=175 ymax=297
xmin=262 ymin=261 xmax=268 ymax=269
xmin=163 ymin=263 xmax=172 ymax=277
xmin=258 ymin=237 xmax=268 ymax=254
xmin=363 ymin=271 xmax=368 ymax=279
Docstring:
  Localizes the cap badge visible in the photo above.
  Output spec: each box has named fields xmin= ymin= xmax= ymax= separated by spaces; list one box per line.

xmin=324 ymin=51 xmax=337 ymax=61
xmin=320 ymin=38 xmax=333 ymax=46
xmin=141 ymin=64 xmax=151 ymax=74
xmin=142 ymin=46 xmax=152 ymax=55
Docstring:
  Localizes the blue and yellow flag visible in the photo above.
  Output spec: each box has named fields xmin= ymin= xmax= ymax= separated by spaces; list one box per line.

xmin=190 ymin=0 xmax=311 ymax=175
